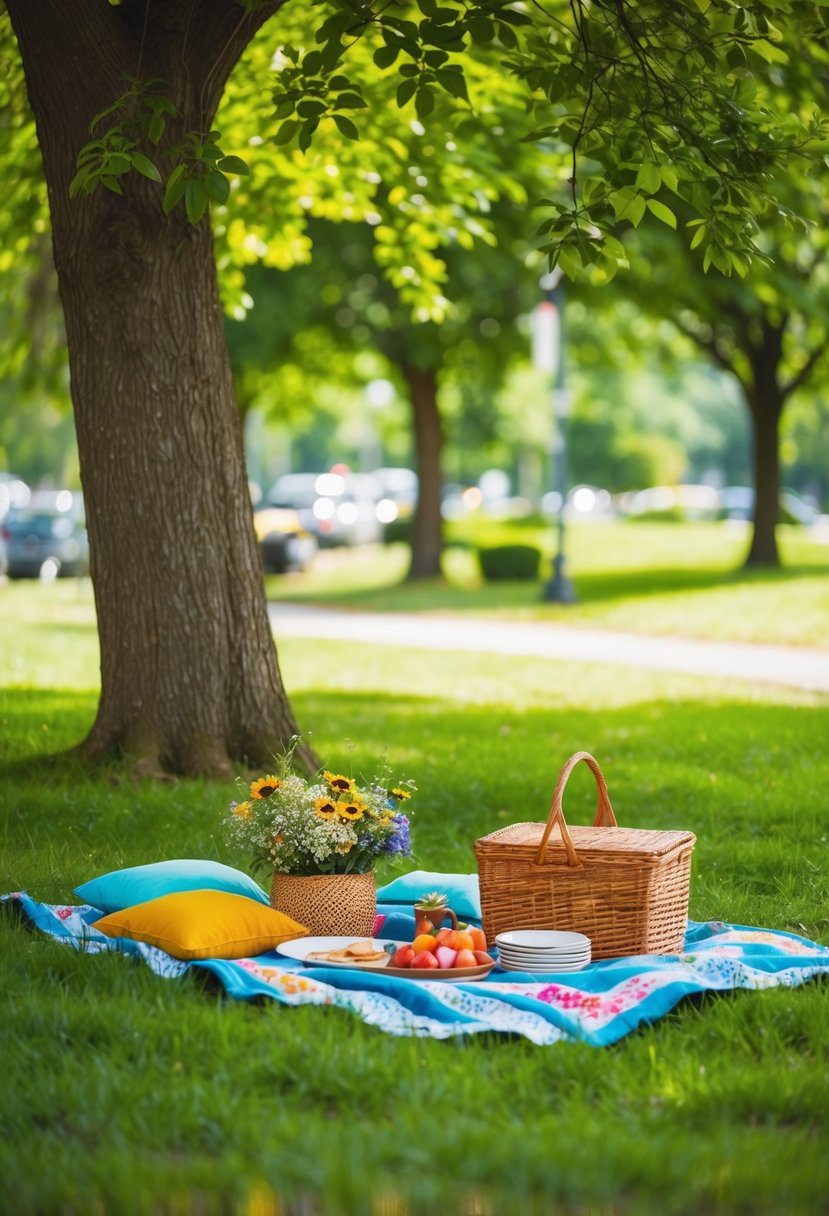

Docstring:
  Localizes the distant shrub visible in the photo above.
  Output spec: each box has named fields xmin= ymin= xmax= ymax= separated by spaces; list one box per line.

xmin=478 ymin=544 xmax=542 ymax=581
xmin=628 ymin=506 xmax=686 ymax=524
xmin=383 ymin=518 xmax=412 ymax=545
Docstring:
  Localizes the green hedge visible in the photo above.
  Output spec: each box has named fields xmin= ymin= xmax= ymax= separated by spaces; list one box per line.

xmin=477 ymin=544 xmax=542 ymax=581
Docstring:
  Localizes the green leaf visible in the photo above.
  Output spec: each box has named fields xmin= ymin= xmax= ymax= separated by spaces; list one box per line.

xmin=274 ymin=120 xmax=300 ymax=146
xmin=216 ymin=156 xmax=249 ymax=176
xmin=751 ymin=38 xmax=788 ymax=64
xmin=690 ymin=223 xmax=707 ymax=250
xmin=437 ymin=67 xmax=468 ymax=102
xmin=635 ymin=162 xmax=661 ymax=193
xmin=297 ymin=99 xmax=327 ymax=118
xmin=147 ymin=115 xmax=165 ymax=144
xmin=333 ymin=92 xmax=368 ymax=110
xmin=68 ymin=166 xmax=92 ymax=198
xmin=646 ymin=199 xmax=677 ymax=228
xmin=396 ymin=78 xmax=417 ymax=108
xmin=467 ymin=16 xmax=494 ymax=42
xmin=184 ymin=177 xmax=208 ymax=224
xmin=556 ymin=245 xmax=582 ymax=278
xmin=205 ymin=170 xmax=230 ymax=205
xmin=162 ymin=174 xmax=187 ymax=214
xmin=130 ymin=153 xmax=162 ymax=183
xmin=99 ymin=175 xmax=123 ymax=195
xmin=373 ymin=44 xmax=399 ymax=69
xmin=105 ymin=153 xmax=132 ymax=174
xmin=298 ymin=118 xmax=320 ymax=153
xmin=333 ymin=114 xmax=359 ymax=140
xmin=415 ymin=85 xmax=435 ymax=119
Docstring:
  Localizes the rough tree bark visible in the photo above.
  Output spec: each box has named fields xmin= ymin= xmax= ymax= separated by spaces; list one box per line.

xmin=744 ymin=324 xmax=785 ymax=567
xmin=7 ymin=0 xmax=315 ymax=777
xmin=401 ymin=364 xmax=444 ymax=580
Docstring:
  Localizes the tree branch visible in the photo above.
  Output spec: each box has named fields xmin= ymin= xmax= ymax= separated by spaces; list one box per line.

xmin=671 ymin=313 xmax=740 ymax=380
xmin=781 ymin=341 xmax=829 ymax=401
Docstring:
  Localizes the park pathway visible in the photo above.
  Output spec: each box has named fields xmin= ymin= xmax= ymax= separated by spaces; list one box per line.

xmin=268 ymin=602 xmax=829 ymax=694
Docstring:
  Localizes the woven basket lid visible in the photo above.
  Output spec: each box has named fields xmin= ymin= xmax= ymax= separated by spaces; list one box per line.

xmin=475 ymin=821 xmax=696 ymax=862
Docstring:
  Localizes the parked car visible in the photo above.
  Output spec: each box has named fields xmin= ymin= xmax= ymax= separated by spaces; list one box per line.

xmin=252 ymin=506 xmax=317 ymax=574
xmin=367 ymin=467 xmax=418 ymax=518
xmin=719 ymin=485 xmax=822 ymax=527
xmin=0 ymin=472 xmax=31 ymax=522
xmin=2 ymin=490 xmax=89 ymax=579
xmin=266 ymin=472 xmax=385 ymax=546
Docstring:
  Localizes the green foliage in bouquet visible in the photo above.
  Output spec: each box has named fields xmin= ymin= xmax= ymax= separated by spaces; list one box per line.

xmin=223 ymin=738 xmax=415 ymax=877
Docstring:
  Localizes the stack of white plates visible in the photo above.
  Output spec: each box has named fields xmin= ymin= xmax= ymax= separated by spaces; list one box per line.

xmin=495 ymin=929 xmax=592 ymax=973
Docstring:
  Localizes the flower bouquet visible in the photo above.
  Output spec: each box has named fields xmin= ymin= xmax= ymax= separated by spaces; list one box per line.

xmin=223 ymin=739 xmax=415 ymax=936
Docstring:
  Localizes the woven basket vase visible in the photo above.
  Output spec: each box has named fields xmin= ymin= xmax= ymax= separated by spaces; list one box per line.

xmin=270 ymin=871 xmax=377 ymax=938
xmin=474 ymin=751 xmax=696 ymax=960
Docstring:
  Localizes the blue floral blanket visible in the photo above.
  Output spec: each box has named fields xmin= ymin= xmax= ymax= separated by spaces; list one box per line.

xmin=4 ymin=890 xmax=828 ymax=1047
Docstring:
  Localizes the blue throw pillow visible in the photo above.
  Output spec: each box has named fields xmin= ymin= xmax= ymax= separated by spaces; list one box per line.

xmin=376 ymin=870 xmax=481 ymax=921
xmin=74 ymin=859 xmax=269 ymax=915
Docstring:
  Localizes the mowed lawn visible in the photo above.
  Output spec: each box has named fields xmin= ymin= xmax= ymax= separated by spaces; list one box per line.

xmin=1 ymin=532 xmax=828 ymax=1216
xmin=271 ymin=518 xmax=829 ymax=649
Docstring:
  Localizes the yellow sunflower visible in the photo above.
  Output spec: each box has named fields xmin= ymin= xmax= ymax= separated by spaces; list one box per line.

xmin=337 ymin=799 xmax=365 ymax=822
xmin=314 ymin=797 xmax=338 ymax=819
xmin=324 ymin=771 xmax=355 ymax=794
xmin=390 ymin=787 xmax=411 ymax=801
xmin=232 ymin=801 xmax=253 ymax=820
xmin=250 ymin=775 xmax=281 ymax=799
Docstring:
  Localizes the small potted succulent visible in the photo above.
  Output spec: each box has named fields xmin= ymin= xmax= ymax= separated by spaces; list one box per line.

xmin=413 ymin=890 xmax=458 ymax=934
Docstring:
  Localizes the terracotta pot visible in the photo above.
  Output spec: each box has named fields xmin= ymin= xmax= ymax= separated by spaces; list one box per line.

xmin=414 ymin=904 xmax=458 ymax=932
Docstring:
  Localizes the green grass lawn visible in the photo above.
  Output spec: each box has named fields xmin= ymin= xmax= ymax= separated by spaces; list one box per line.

xmin=1 ymin=570 xmax=828 ymax=1215
xmin=269 ymin=519 xmax=829 ymax=648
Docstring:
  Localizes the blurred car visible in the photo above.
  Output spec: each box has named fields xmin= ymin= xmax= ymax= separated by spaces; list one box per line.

xmin=719 ymin=485 xmax=822 ymax=526
xmin=368 ymin=467 xmax=418 ymax=518
xmin=621 ymin=484 xmax=720 ymax=521
xmin=266 ymin=472 xmax=386 ymax=546
xmin=0 ymin=472 xmax=31 ymax=522
xmin=253 ymin=506 xmax=317 ymax=574
xmin=2 ymin=490 xmax=88 ymax=579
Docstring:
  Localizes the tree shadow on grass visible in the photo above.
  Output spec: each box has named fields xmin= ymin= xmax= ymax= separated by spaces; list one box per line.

xmin=281 ymin=558 xmax=827 ymax=613
xmin=2 ymin=685 xmax=827 ymax=936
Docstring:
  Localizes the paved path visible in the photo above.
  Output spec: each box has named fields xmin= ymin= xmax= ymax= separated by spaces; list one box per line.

xmin=268 ymin=602 xmax=829 ymax=694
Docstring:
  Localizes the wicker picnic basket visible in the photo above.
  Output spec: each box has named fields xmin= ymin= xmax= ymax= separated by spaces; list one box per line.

xmin=474 ymin=751 xmax=696 ymax=959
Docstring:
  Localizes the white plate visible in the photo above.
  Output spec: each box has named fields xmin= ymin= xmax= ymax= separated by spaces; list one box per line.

xmin=496 ymin=930 xmax=591 ymax=950
xmin=497 ymin=958 xmax=591 ymax=974
xmin=276 ymin=936 xmax=398 ymax=968
xmin=498 ymin=943 xmax=592 ymax=956
xmin=498 ymin=950 xmax=591 ymax=964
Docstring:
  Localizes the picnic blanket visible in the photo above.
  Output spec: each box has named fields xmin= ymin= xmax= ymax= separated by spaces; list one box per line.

xmin=4 ymin=888 xmax=829 ymax=1046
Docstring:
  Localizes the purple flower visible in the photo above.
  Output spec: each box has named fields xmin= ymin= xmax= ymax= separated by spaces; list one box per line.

xmin=383 ymin=813 xmax=412 ymax=856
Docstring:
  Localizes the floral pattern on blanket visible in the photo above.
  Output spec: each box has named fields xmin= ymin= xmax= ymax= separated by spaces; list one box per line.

xmin=4 ymin=890 xmax=828 ymax=1046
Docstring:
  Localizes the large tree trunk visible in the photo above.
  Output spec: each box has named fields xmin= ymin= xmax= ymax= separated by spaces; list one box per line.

xmin=401 ymin=364 xmax=444 ymax=580
xmin=744 ymin=391 xmax=782 ymax=566
xmin=7 ymin=0 xmax=313 ymax=776
xmin=744 ymin=331 xmax=784 ymax=568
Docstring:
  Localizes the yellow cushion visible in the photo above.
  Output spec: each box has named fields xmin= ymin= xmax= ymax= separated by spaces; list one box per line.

xmin=94 ymin=889 xmax=308 ymax=960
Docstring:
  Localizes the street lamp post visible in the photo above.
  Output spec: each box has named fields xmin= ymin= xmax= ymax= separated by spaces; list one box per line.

xmin=533 ymin=271 xmax=577 ymax=603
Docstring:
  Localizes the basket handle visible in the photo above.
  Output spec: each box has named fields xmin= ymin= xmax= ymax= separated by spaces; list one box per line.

xmin=534 ymin=751 xmax=618 ymax=868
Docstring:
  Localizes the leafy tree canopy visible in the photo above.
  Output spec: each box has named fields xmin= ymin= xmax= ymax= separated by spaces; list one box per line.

xmin=5 ymin=0 xmax=825 ymax=299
